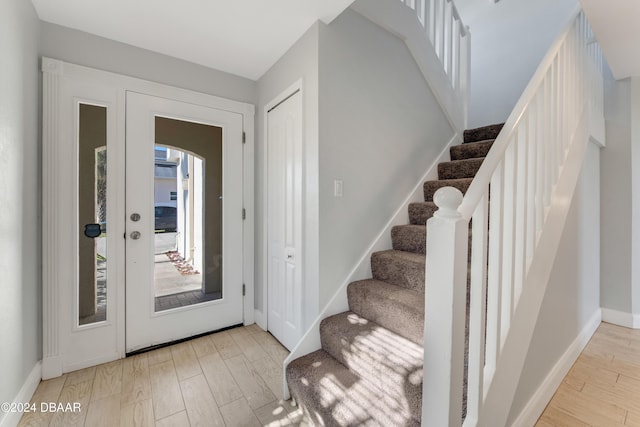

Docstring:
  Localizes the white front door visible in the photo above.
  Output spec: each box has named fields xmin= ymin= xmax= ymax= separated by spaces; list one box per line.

xmin=125 ymin=92 xmax=245 ymax=352
xmin=42 ymin=58 xmax=254 ymax=378
xmin=267 ymin=90 xmax=303 ymax=350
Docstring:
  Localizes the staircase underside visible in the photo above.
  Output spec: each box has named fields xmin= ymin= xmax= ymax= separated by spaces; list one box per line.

xmin=286 ymin=123 xmax=503 ymax=426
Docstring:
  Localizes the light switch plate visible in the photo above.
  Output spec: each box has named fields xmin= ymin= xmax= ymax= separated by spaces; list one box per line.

xmin=334 ymin=180 xmax=343 ymax=197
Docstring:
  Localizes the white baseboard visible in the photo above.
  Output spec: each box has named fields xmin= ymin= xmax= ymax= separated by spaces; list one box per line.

xmin=0 ymin=361 xmax=42 ymax=427
xmin=254 ymin=309 xmax=267 ymax=331
xmin=601 ymin=307 xmax=640 ymax=329
xmin=511 ymin=309 xmax=601 ymax=427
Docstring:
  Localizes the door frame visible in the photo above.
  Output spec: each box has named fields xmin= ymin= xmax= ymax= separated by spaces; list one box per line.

xmin=258 ymin=80 xmax=303 ymax=334
xmin=41 ymin=57 xmax=255 ymax=379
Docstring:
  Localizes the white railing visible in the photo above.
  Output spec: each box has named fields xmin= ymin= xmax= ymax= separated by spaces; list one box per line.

xmin=423 ymin=8 xmax=604 ymax=426
xmin=400 ymin=0 xmax=470 ymax=115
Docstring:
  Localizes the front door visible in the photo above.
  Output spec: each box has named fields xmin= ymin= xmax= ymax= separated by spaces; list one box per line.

xmin=42 ymin=58 xmax=254 ymax=378
xmin=125 ymin=92 xmax=244 ymax=352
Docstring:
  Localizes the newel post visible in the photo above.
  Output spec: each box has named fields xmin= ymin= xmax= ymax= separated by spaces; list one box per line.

xmin=422 ymin=187 xmax=469 ymax=426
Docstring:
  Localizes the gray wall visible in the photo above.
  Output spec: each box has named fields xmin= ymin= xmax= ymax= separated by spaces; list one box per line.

xmin=0 ymin=0 xmax=41 ymax=414
xmin=508 ymin=141 xmax=602 ymax=423
xmin=601 ymin=70 xmax=633 ymax=314
xmin=455 ymin=0 xmax=578 ymax=128
xmin=40 ymin=22 xmax=257 ymax=105
xmin=317 ymin=9 xmax=454 ymax=306
xmin=256 ymin=24 xmax=321 ymax=328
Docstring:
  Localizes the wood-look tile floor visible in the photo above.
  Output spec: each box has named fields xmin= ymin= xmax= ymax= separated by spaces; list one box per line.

xmin=18 ymin=324 xmax=307 ymax=427
xmin=537 ymin=322 xmax=640 ymax=426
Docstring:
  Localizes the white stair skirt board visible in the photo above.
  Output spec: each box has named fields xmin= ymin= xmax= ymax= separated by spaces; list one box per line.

xmin=510 ymin=309 xmax=601 ymax=427
xmin=601 ymin=307 xmax=640 ymax=329
xmin=0 ymin=362 xmax=41 ymax=427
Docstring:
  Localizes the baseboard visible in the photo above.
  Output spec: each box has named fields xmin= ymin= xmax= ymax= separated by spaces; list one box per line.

xmin=0 ymin=361 xmax=42 ymax=427
xmin=511 ymin=309 xmax=601 ymax=427
xmin=254 ymin=309 xmax=267 ymax=331
xmin=601 ymin=307 xmax=640 ymax=329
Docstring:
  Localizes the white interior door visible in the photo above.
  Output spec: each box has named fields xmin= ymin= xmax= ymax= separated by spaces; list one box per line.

xmin=125 ymin=91 xmax=244 ymax=352
xmin=267 ymin=90 xmax=303 ymax=350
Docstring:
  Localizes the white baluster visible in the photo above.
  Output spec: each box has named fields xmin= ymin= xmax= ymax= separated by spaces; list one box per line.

xmin=466 ymin=191 xmax=489 ymax=424
xmin=435 ymin=0 xmax=445 ymax=60
xmin=526 ymin=103 xmax=537 ymax=264
xmin=485 ymin=162 xmax=504 ymax=384
xmin=514 ymin=123 xmax=527 ymax=305
xmin=500 ymin=140 xmax=516 ymax=346
xmin=445 ymin=0 xmax=453 ymax=76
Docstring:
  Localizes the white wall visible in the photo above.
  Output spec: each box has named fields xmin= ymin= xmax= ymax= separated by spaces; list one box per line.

xmin=630 ymin=78 xmax=640 ymax=322
xmin=507 ymin=141 xmax=602 ymax=423
xmin=454 ymin=0 xmax=577 ymax=128
xmin=0 ymin=0 xmax=41 ymax=421
xmin=256 ymin=24 xmax=321 ymax=329
xmin=600 ymin=69 xmax=633 ymax=316
xmin=40 ymin=22 xmax=256 ymax=106
xmin=317 ymin=9 xmax=454 ymax=306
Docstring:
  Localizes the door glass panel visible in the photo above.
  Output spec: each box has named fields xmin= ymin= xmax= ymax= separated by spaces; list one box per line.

xmin=78 ymin=103 xmax=107 ymax=326
xmin=153 ymin=117 xmax=223 ymax=312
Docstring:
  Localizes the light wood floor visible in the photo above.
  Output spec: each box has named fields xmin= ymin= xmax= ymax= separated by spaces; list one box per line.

xmin=19 ymin=321 xmax=640 ymax=427
xmin=537 ymin=322 xmax=640 ymax=426
xmin=18 ymin=324 xmax=305 ymax=427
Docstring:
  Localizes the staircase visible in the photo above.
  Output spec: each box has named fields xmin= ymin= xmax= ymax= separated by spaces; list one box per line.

xmin=286 ymin=124 xmax=503 ymax=426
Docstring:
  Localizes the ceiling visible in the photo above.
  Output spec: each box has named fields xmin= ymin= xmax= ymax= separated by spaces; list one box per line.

xmin=580 ymin=0 xmax=640 ymax=80
xmin=31 ymin=0 xmax=639 ymax=82
xmin=30 ymin=0 xmax=354 ymax=81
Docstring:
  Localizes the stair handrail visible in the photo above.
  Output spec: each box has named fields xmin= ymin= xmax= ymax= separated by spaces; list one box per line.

xmin=422 ymin=6 xmax=604 ymax=426
xmin=400 ymin=0 xmax=470 ymax=121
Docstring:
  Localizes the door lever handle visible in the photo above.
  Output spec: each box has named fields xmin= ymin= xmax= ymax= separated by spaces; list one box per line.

xmin=84 ymin=224 xmax=102 ymax=239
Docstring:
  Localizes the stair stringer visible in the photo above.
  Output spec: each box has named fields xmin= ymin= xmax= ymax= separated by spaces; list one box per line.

xmin=282 ymin=133 xmax=459 ymax=399
xmin=475 ymin=109 xmax=592 ymax=427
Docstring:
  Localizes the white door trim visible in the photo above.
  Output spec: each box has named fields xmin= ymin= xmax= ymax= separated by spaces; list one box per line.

xmin=258 ymin=79 xmax=303 ymax=331
xmin=41 ymin=57 xmax=255 ymax=379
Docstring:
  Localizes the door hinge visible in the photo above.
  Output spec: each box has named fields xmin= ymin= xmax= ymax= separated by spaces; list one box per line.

xmin=242 ymin=131 xmax=246 ymax=144
xmin=242 ymin=208 xmax=246 ymax=220
xmin=242 ymin=283 xmax=246 ymax=296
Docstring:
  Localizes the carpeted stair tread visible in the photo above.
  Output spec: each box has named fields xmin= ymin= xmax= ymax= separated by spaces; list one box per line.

xmin=348 ymin=279 xmax=424 ymax=345
xmin=371 ymin=250 xmax=425 ymax=291
xmin=286 ymin=349 xmax=420 ymax=426
xmin=450 ymin=139 xmax=494 ymax=161
xmin=463 ymin=123 xmax=504 ymax=143
xmin=424 ymin=178 xmax=473 ymax=202
xmin=286 ymin=123 xmax=498 ymax=426
xmin=319 ymin=312 xmax=423 ymax=423
xmin=438 ymin=157 xmax=484 ymax=180
xmin=408 ymin=201 xmax=438 ymax=225
xmin=391 ymin=224 xmax=426 ymax=254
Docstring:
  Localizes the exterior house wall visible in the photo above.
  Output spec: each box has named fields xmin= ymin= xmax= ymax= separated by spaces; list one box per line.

xmin=0 ymin=0 xmax=41 ymax=418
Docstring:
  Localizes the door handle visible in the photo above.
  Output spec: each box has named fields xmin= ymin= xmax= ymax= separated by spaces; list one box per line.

xmin=130 ymin=231 xmax=141 ymax=240
xmin=84 ymin=223 xmax=102 ymax=238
